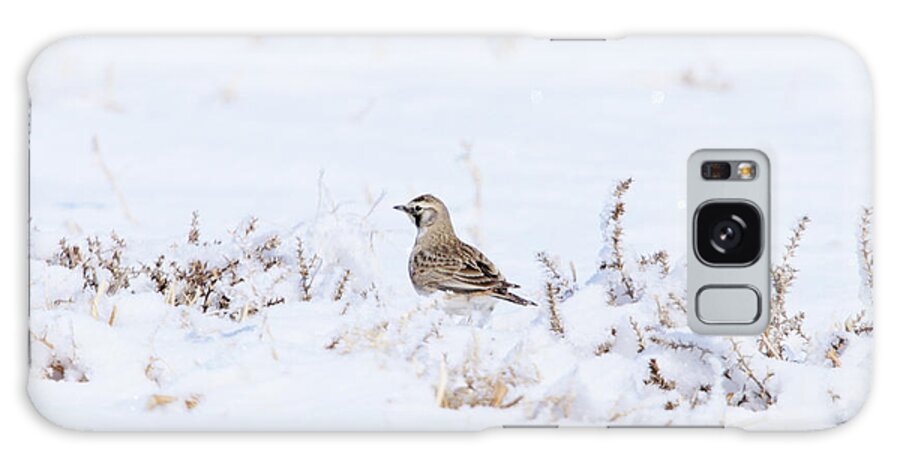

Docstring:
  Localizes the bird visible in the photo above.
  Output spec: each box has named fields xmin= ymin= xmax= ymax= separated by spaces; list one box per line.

xmin=394 ymin=194 xmax=536 ymax=307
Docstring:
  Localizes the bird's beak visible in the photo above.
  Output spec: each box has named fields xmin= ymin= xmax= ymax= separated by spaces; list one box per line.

xmin=393 ymin=204 xmax=409 ymax=213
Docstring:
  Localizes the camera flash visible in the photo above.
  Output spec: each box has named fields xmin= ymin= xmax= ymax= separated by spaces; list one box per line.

xmin=736 ymin=162 xmax=756 ymax=180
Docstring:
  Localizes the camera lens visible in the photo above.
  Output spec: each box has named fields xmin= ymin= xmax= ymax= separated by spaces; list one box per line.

xmin=695 ymin=202 xmax=762 ymax=265
xmin=710 ymin=218 xmax=744 ymax=251
xmin=701 ymin=161 xmax=732 ymax=180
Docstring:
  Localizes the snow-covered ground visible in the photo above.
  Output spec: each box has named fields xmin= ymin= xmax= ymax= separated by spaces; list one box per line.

xmin=27 ymin=37 xmax=872 ymax=430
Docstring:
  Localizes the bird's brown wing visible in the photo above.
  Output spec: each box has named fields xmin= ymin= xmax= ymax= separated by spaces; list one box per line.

xmin=411 ymin=241 xmax=514 ymax=294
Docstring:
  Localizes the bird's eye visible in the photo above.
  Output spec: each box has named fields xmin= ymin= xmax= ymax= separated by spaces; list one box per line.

xmin=414 ymin=205 xmax=422 ymax=212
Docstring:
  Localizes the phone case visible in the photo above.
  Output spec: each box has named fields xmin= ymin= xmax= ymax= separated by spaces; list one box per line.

xmin=27 ymin=36 xmax=873 ymax=431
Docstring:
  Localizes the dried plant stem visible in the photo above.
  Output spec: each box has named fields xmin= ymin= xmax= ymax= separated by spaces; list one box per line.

xmin=90 ymin=280 xmax=109 ymax=320
xmin=594 ymin=327 xmax=618 ymax=356
xmin=435 ymin=356 xmax=448 ymax=407
xmin=629 ymin=317 xmax=646 ymax=353
xmin=759 ymin=216 xmax=811 ymax=360
xmin=296 ymin=238 xmax=320 ymax=301
xmin=859 ymin=207 xmax=874 ymax=292
xmin=599 ymin=178 xmax=639 ymax=304
xmin=825 ymin=347 xmax=842 ymax=368
xmin=187 ymin=211 xmax=200 ymax=245
xmin=107 ymin=304 xmax=118 ymax=326
xmin=459 ymin=140 xmax=484 ymax=246
xmin=667 ymin=293 xmax=687 ymax=314
xmin=536 ymin=251 xmax=575 ymax=336
xmin=146 ymin=394 xmax=178 ymax=410
xmin=654 ymin=295 xmax=675 ymax=329
xmin=238 ymin=303 xmax=251 ymax=323
xmin=545 ymin=281 xmax=564 ymax=335
xmin=333 ymin=269 xmax=351 ymax=301
xmin=730 ymin=339 xmax=774 ymax=407
xmin=92 ymin=136 xmax=138 ymax=225
xmin=644 ymin=358 xmax=675 ymax=391
xmin=844 ymin=310 xmax=873 ymax=335
xmin=649 ymin=335 xmax=713 ymax=357
xmin=638 ymin=251 xmax=671 ymax=277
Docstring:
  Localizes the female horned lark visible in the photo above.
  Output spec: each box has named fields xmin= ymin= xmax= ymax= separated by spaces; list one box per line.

xmin=394 ymin=194 xmax=536 ymax=307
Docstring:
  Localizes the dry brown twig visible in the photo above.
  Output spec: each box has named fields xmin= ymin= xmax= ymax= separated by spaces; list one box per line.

xmin=55 ymin=238 xmax=83 ymax=269
xmin=92 ymin=135 xmax=138 ymax=225
xmin=436 ymin=339 xmax=535 ymax=410
xmin=296 ymin=237 xmax=321 ymax=301
xmin=858 ymin=207 xmax=874 ymax=293
xmin=649 ymin=335 xmax=713 ymax=358
xmin=825 ymin=335 xmax=846 ymax=368
xmin=844 ymin=311 xmax=873 ymax=336
xmin=187 ymin=211 xmax=201 ymax=245
xmin=60 ymin=233 xmax=135 ymax=296
xmin=759 ymin=216 xmax=811 ymax=360
xmin=667 ymin=293 xmax=688 ymax=314
xmin=459 ymin=140 xmax=484 ymax=247
xmin=638 ymin=250 xmax=671 ymax=277
xmin=843 ymin=208 xmax=875 ymax=337
xmin=728 ymin=339 xmax=775 ymax=408
xmin=594 ymin=327 xmax=618 ymax=356
xmin=43 ymin=356 xmax=89 ymax=383
xmin=653 ymin=295 xmax=676 ymax=329
xmin=830 ymin=208 xmax=876 ymax=363
xmin=629 ymin=317 xmax=646 ymax=353
xmin=333 ymin=269 xmax=351 ymax=301
xmin=536 ymin=252 xmax=576 ymax=336
xmin=644 ymin=358 xmax=676 ymax=391
xmin=598 ymin=178 xmax=640 ymax=305
xmin=544 ymin=281 xmax=565 ymax=336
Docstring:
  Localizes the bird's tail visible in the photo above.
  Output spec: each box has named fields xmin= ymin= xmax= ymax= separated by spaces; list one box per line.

xmin=493 ymin=289 xmax=537 ymax=307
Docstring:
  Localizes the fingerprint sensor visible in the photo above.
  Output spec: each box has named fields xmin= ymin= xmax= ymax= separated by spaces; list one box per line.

xmin=696 ymin=286 xmax=761 ymax=324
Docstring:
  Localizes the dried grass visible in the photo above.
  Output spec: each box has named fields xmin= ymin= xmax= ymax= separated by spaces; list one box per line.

xmin=759 ymin=216 xmax=811 ymax=360
xmin=324 ymin=321 xmax=391 ymax=354
xmin=187 ymin=211 xmax=201 ymax=245
xmin=821 ymin=209 xmax=875 ymax=367
xmin=332 ymin=269 xmax=351 ymax=301
xmin=531 ymin=392 xmax=577 ymax=421
xmin=598 ymin=178 xmax=639 ymax=305
xmin=536 ymin=252 xmax=576 ymax=336
xmin=629 ymin=317 xmax=647 ymax=353
xmin=92 ymin=135 xmax=138 ymax=225
xmin=436 ymin=340 xmax=535 ymax=410
xmin=594 ymin=327 xmax=618 ymax=356
xmin=296 ymin=237 xmax=321 ymax=302
xmin=52 ymin=232 xmax=135 ymax=296
xmin=459 ymin=140 xmax=484 ymax=246
xmin=648 ymin=335 xmax=713 ymax=358
xmin=42 ymin=356 xmax=89 ymax=383
xmin=858 ymin=207 xmax=874 ymax=292
xmin=644 ymin=358 xmax=676 ymax=391
xmin=47 ymin=211 xmax=340 ymax=321
xmin=184 ymin=394 xmax=203 ymax=410
xmin=844 ymin=310 xmax=873 ymax=336
xmin=146 ymin=394 xmax=179 ymax=410
xmin=653 ymin=295 xmax=675 ymax=329
xmin=638 ymin=250 xmax=671 ymax=277
xmin=726 ymin=339 xmax=774 ymax=409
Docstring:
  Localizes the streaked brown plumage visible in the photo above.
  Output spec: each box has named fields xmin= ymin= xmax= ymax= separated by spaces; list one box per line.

xmin=394 ymin=194 xmax=536 ymax=306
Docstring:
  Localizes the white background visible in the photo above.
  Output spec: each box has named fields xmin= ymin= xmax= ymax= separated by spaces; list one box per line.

xmin=1 ymin=0 xmax=895 ymax=462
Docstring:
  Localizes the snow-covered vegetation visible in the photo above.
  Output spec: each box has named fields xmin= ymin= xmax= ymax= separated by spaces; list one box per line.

xmin=28 ymin=177 xmax=873 ymax=430
xmin=27 ymin=37 xmax=873 ymax=430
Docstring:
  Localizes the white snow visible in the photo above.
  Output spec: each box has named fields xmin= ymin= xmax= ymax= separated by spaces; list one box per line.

xmin=27 ymin=36 xmax=873 ymax=430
